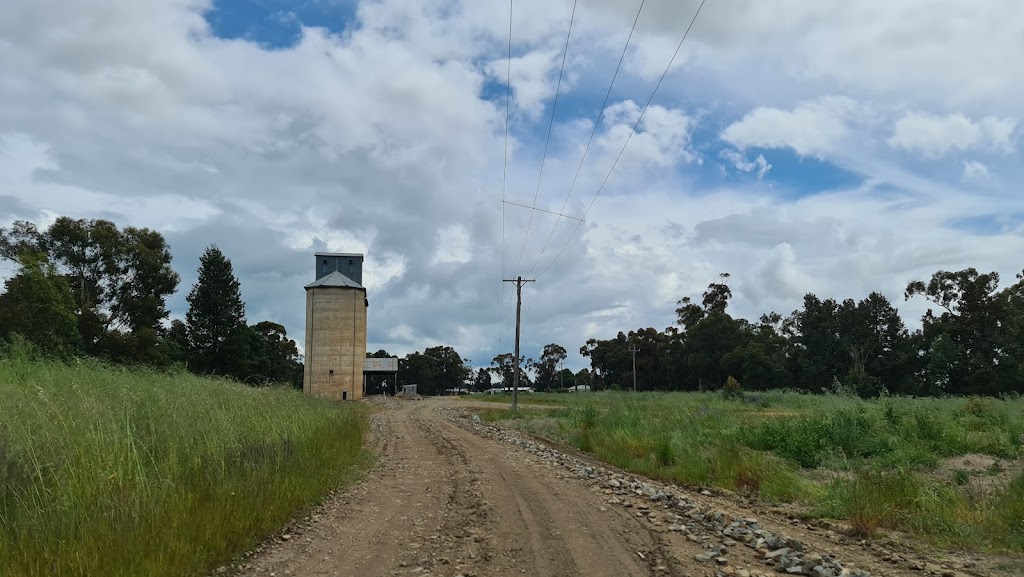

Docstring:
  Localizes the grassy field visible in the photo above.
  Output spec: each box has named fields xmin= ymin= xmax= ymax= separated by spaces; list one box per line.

xmin=0 ymin=352 xmax=369 ymax=577
xmin=468 ymin=391 xmax=1024 ymax=551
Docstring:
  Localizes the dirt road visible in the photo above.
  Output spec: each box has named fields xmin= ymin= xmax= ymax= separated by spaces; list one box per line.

xmin=241 ymin=398 xmax=1002 ymax=577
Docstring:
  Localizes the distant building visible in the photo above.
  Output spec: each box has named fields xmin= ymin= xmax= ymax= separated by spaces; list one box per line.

xmin=485 ymin=387 xmax=535 ymax=395
xmin=303 ymin=253 xmax=367 ymax=401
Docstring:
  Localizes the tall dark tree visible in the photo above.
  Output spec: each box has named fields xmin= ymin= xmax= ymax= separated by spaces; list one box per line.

xmin=0 ymin=253 xmax=81 ymax=356
xmin=906 ymin=268 xmax=1004 ymax=394
xmin=530 ymin=343 xmax=568 ymax=391
xmin=472 ymin=367 xmax=492 ymax=392
xmin=185 ymin=246 xmax=248 ymax=378
xmin=244 ymin=321 xmax=303 ymax=387
xmin=163 ymin=319 xmax=190 ymax=367
xmin=834 ymin=292 xmax=910 ymax=396
xmin=397 ymin=351 xmax=433 ymax=393
xmin=684 ymin=311 xmax=748 ymax=391
xmin=395 ymin=347 xmax=470 ymax=395
xmin=423 ymin=346 xmax=471 ymax=394
xmin=997 ymin=270 xmax=1024 ymax=391
xmin=675 ymin=296 xmax=705 ymax=330
xmin=574 ymin=367 xmax=592 ymax=390
xmin=625 ymin=328 xmax=665 ymax=391
xmin=701 ymin=273 xmax=733 ymax=314
xmin=490 ymin=352 xmax=520 ymax=387
xmin=721 ymin=313 xmax=791 ymax=391
xmin=580 ymin=332 xmax=630 ymax=389
xmin=789 ymin=294 xmax=846 ymax=391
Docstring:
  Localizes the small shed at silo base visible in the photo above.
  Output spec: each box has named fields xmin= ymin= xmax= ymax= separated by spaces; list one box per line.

xmin=303 ymin=253 xmax=367 ymax=401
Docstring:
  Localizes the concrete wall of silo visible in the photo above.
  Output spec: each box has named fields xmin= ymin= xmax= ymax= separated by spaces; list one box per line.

xmin=303 ymin=286 xmax=367 ymax=401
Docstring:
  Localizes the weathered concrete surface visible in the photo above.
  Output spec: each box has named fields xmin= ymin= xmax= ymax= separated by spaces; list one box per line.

xmin=303 ymin=286 xmax=366 ymax=401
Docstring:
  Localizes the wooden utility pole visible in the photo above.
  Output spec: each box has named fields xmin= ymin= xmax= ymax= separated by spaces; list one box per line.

xmin=629 ymin=344 xmax=640 ymax=392
xmin=503 ymin=276 xmax=534 ymax=411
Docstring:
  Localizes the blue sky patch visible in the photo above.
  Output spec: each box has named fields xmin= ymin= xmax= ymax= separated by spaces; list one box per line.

xmin=205 ymin=0 xmax=356 ymax=48
xmin=737 ymin=147 xmax=862 ymax=198
xmin=949 ymin=213 xmax=1024 ymax=236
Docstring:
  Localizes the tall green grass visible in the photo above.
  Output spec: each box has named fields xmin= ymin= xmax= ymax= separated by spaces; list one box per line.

xmin=556 ymin=394 xmax=814 ymax=503
xmin=0 ymin=352 xmax=369 ymax=577
xmin=488 ymin=390 xmax=1024 ymax=551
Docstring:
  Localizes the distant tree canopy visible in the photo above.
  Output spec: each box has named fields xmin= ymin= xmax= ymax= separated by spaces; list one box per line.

xmin=576 ymin=270 xmax=1024 ymax=397
xmin=0 ymin=253 xmax=80 ymax=356
xmin=1 ymin=217 xmax=179 ymax=363
xmin=396 ymin=346 xmax=471 ymax=395
xmin=0 ymin=218 xmax=302 ymax=388
xmin=529 ymin=343 xmax=567 ymax=391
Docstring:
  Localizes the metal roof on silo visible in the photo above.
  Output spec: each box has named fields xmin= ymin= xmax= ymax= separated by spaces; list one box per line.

xmin=304 ymin=270 xmax=365 ymax=290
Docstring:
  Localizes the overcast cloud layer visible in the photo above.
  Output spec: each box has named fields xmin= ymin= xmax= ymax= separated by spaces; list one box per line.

xmin=2 ymin=0 xmax=1023 ymax=369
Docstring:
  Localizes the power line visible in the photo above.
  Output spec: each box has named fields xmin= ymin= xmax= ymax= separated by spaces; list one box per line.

xmin=512 ymin=0 xmax=578 ymax=277
xmin=526 ymin=0 xmax=647 ymax=277
xmin=498 ymin=0 xmax=513 ymax=346
xmin=537 ymin=0 xmax=708 ymax=280
xmin=502 ymin=200 xmax=584 ymax=221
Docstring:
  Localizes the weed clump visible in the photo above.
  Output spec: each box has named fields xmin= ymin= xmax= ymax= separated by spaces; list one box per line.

xmin=721 ymin=375 xmax=744 ymax=401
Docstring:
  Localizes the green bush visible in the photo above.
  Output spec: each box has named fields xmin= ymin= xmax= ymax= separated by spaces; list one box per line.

xmin=721 ymin=375 xmax=744 ymax=401
xmin=744 ymin=416 xmax=827 ymax=468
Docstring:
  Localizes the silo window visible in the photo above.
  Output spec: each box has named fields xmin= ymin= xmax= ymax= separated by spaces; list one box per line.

xmin=322 ymin=259 xmax=328 ymax=265
xmin=348 ymin=259 xmax=353 ymax=266
xmin=329 ymin=369 xmax=334 ymax=375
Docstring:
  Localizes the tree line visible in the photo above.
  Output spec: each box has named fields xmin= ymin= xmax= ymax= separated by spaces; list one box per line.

xmin=578 ymin=270 xmax=1024 ymax=397
xmin=371 ymin=344 xmax=579 ymax=396
xmin=9 ymin=217 xmax=1020 ymax=398
xmin=383 ymin=267 xmax=1024 ymax=398
xmin=0 ymin=218 xmax=303 ymax=387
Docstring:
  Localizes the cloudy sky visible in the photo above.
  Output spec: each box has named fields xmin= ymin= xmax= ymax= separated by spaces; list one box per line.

xmin=2 ymin=0 xmax=1023 ymax=369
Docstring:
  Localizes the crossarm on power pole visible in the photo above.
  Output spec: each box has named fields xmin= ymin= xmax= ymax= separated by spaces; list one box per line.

xmin=502 ymin=276 xmax=535 ymax=411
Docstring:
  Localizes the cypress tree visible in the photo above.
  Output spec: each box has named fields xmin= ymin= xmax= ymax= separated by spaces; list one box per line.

xmin=185 ymin=246 xmax=248 ymax=378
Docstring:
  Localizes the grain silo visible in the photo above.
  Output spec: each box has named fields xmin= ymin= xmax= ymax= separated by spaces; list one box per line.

xmin=303 ymin=253 xmax=367 ymax=401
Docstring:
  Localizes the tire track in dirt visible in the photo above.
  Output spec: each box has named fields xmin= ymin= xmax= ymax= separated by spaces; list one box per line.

xmin=429 ymin=407 xmax=676 ymax=577
xmin=241 ymin=401 xmax=461 ymax=577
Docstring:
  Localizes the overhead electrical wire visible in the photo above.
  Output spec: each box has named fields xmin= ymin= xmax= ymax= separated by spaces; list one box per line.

xmin=512 ymin=0 xmax=579 ymax=277
xmin=526 ymin=0 xmax=647 ymax=278
xmin=536 ymin=0 xmax=708 ymax=280
xmin=498 ymin=0 xmax=513 ymax=346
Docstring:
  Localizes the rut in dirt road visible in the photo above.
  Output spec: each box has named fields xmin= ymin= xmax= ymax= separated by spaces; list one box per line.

xmin=243 ymin=399 xmax=674 ymax=577
xmin=242 ymin=398 xmax=898 ymax=577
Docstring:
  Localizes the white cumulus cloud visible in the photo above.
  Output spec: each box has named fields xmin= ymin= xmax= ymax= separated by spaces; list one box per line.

xmin=887 ymin=112 xmax=1017 ymax=157
xmin=720 ymin=96 xmax=865 ymax=158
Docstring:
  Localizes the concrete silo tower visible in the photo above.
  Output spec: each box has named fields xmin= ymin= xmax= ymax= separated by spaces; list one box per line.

xmin=303 ymin=253 xmax=367 ymax=401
